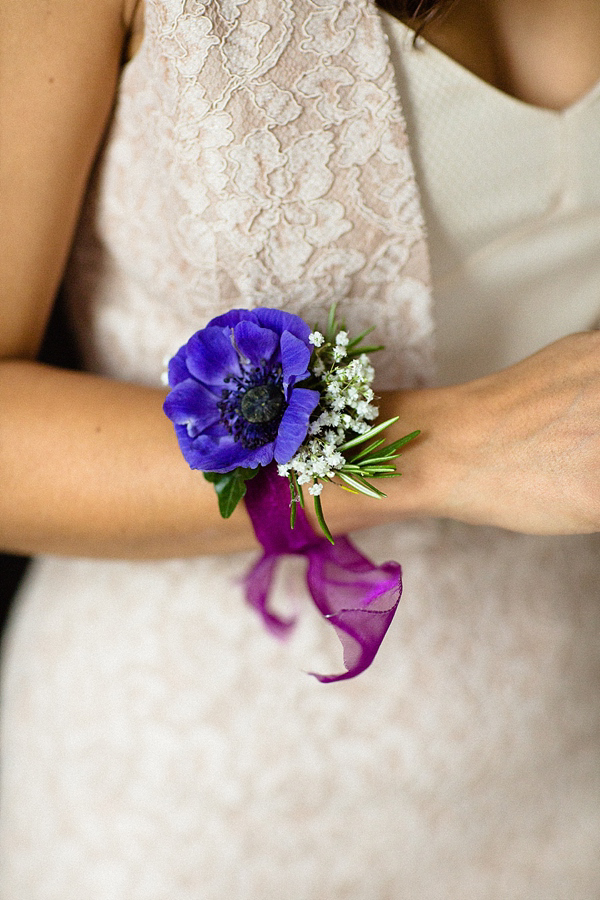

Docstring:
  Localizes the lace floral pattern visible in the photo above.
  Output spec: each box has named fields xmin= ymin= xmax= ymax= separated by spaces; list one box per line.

xmin=66 ymin=0 xmax=433 ymax=389
xmin=3 ymin=5 xmax=600 ymax=896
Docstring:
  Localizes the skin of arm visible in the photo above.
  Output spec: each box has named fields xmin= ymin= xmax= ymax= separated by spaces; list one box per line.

xmin=0 ymin=0 xmax=429 ymax=558
xmin=1 ymin=0 xmax=599 ymax=561
xmin=0 ymin=0 xmax=252 ymax=558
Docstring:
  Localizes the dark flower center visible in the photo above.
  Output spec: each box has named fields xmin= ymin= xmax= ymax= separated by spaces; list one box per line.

xmin=240 ymin=384 xmax=284 ymax=424
xmin=217 ymin=363 xmax=286 ymax=449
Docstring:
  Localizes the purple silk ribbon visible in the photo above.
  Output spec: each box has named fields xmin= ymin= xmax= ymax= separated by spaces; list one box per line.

xmin=243 ymin=465 xmax=402 ymax=682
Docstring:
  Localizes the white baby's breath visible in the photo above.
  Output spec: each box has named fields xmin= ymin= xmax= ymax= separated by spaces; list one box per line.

xmin=279 ymin=308 xmax=419 ymax=544
xmin=283 ymin=319 xmax=381 ymax=493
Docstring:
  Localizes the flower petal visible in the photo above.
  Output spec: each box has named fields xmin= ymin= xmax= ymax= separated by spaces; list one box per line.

xmin=181 ymin=429 xmax=275 ymax=473
xmin=167 ymin=346 xmax=192 ymax=387
xmin=253 ymin=308 xmax=311 ymax=343
xmin=173 ymin=424 xmax=229 ymax=470
xmin=233 ymin=321 xmax=279 ymax=366
xmin=207 ymin=309 xmax=257 ymax=329
xmin=185 ymin=327 xmax=241 ymax=387
xmin=280 ymin=330 xmax=311 ymax=392
xmin=163 ymin=379 xmax=220 ymax=432
xmin=274 ymin=388 xmax=320 ymax=463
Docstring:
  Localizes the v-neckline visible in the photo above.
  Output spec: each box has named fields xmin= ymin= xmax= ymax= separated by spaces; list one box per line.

xmin=378 ymin=9 xmax=600 ymax=118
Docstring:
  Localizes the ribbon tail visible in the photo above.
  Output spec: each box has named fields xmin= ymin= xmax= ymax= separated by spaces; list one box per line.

xmin=244 ymin=465 xmax=402 ymax=681
xmin=305 ymin=538 xmax=402 ymax=683
xmin=243 ymin=552 xmax=296 ymax=638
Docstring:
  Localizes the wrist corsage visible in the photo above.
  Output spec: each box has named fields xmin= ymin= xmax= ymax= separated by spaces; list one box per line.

xmin=163 ymin=306 xmax=418 ymax=682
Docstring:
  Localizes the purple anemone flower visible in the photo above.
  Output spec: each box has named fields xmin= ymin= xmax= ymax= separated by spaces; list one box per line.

xmin=163 ymin=308 xmax=320 ymax=473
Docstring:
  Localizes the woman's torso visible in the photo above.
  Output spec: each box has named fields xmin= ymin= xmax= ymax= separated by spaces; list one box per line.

xmin=1 ymin=2 xmax=599 ymax=896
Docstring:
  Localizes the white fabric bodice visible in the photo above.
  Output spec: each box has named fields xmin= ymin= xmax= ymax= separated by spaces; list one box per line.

xmin=64 ymin=0 xmax=433 ymax=393
xmin=382 ymin=12 xmax=600 ymax=385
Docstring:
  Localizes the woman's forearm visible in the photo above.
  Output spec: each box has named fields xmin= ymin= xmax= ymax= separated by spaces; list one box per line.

xmin=0 ymin=361 xmax=258 ymax=558
xmin=3 ymin=331 xmax=598 ymax=561
xmin=0 ymin=361 xmax=433 ymax=559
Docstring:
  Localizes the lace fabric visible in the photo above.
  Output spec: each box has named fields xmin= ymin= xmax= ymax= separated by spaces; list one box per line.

xmin=66 ymin=0 xmax=434 ymax=389
xmin=2 ymin=3 xmax=600 ymax=897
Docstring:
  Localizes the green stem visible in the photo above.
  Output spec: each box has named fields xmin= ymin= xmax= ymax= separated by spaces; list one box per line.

xmin=313 ymin=493 xmax=334 ymax=544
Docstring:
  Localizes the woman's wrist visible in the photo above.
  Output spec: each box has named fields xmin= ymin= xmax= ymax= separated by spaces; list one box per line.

xmin=374 ymin=386 xmax=455 ymax=521
xmin=0 ymin=360 xmax=258 ymax=559
xmin=302 ymin=385 xmax=455 ymax=536
xmin=378 ymin=334 xmax=600 ymax=536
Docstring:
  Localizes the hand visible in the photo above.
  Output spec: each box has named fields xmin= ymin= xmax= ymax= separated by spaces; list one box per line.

xmin=410 ymin=332 xmax=600 ymax=534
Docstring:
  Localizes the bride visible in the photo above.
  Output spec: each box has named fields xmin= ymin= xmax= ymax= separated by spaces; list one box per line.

xmin=1 ymin=0 xmax=599 ymax=895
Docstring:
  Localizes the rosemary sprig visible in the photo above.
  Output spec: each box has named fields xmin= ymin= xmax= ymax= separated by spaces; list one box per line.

xmin=283 ymin=306 xmax=421 ymax=542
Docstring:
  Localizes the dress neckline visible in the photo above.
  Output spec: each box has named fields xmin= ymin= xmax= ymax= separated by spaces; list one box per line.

xmin=379 ymin=10 xmax=600 ymax=118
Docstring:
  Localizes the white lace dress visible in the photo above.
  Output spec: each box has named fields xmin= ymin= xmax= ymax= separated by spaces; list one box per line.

xmin=1 ymin=2 xmax=599 ymax=897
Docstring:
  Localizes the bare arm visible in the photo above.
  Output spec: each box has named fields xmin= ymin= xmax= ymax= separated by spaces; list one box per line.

xmin=1 ymin=0 xmax=129 ymax=359
xmin=1 ymin=1 xmax=599 ymax=562
xmin=0 ymin=0 xmax=427 ymax=558
xmin=2 ymin=334 xmax=599 ymax=560
xmin=0 ymin=0 xmax=256 ymax=558
xmin=379 ymin=332 xmax=600 ymax=537
xmin=0 ymin=361 xmax=432 ymax=557
xmin=0 ymin=362 xmax=254 ymax=558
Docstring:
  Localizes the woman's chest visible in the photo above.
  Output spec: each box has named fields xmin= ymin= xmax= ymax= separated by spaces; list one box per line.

xmin=417 ymin=1 xmax=600 ymax=112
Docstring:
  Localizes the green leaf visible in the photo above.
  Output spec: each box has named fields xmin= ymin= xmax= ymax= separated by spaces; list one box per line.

xmin=383 ymin=430 xmax=421 ymax=452
xmin=355 ymin=451 xmax=399 ymax=463
xmin=215 ymin=474 xmax=247 ymax=518
xmin=340 ymin=485 xmax=360 ymax=494
xmin=361 ymin=446 xmax=399 ymax=460
xmin=202 ymin=470 xmax=223 ymax=484
xmin=338 ymin=417 xmax=400 ymax=452
xmin=349 ymin=437 xmax=386 ymax=463
xmin=297 ymin=482 xmax=305 ymax=509
xmin=313 ymin=493 xmax=334 ymax=544
xmin=290 ymin=470 xmax=305 ymax=509
xmin=203 ymin=466 xmax=260 ymax=484
xmin=337 ymin=472 xmax=386 ymax=499
xmin=203 ymin=467 xmax=259 ymax=518
xmin=345 ymin=344 xmax=384 ymax=356
xmin=346 ymin=325 xmax=376 ymax=348
xmin=349 ymin=429 xmax=421 ymax=463
xmin=326 ymin=303 xmax=338 ymax=342
xmin=340 ymin=466 xmax=395 ymax=478
xmin=353 ymin=454 xmax=398 ymax=465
